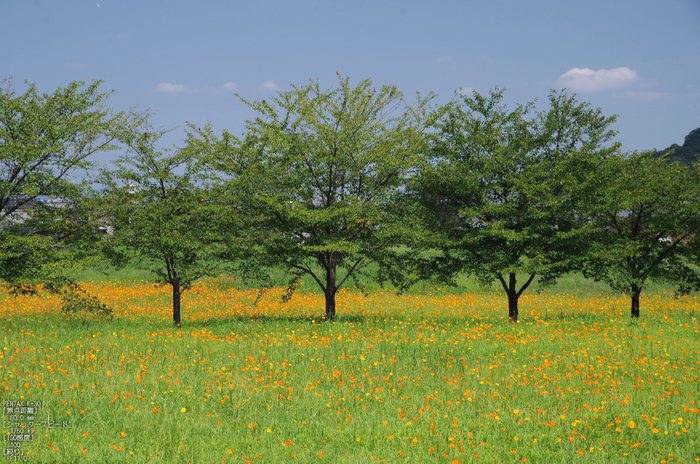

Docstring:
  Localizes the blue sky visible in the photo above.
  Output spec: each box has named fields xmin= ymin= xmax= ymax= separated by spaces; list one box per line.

xmin=2 ymin=0 xmax=699 ymax=160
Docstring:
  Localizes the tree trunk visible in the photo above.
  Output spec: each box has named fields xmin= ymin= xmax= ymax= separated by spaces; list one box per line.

xmin=173 ymin=281 xmax=182 ymax=325
xmin=630 ymin=283 xmax=642 ymax=318
xmin=498 ymin=273 xmax=520 ymax=323
xmin=498 ymin=272 xmax=536 ymax=323
xmin=507 ymin=288 xmax=519 ymax=323
xmin=325 ymin=264 xmax=337 ymax=321
xmin=325 ymin=287 xmax=337 ymax=322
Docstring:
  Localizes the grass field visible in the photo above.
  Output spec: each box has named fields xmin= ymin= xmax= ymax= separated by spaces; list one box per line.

xmin=2 ymin=277 xmax=699 ymax=463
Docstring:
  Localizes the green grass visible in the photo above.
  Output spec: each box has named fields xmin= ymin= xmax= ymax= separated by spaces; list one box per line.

xmin=69 ymin=258 xmax=686 ymax=298
xmin=2 ymin=281 xmax=699 ymax=463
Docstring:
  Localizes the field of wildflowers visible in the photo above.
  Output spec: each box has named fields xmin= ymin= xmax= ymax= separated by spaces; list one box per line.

xmin=1 ymin=279 xmax=699 ymax=463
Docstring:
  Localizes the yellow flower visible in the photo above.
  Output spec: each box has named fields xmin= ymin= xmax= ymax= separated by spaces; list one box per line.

xmin=628 ymin=421 xmax=635 ymax=429
xmin=181 ymin=407 xmax=187 ymax=413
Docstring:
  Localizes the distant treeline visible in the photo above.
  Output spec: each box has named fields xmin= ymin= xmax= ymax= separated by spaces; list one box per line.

xmin=654 ymin=127 xmax=700 ymax=165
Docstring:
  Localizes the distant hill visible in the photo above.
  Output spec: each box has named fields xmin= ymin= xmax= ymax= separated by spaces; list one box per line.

xmin=654 ymin=127 xmax=700 ymax=166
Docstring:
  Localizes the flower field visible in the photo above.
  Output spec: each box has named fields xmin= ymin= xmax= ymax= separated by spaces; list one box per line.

xmin=2 ymin=279 xmax=699 ymax=463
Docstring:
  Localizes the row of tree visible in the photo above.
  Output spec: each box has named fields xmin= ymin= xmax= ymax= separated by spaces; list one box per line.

xmin=1 ymin=77 xmax=699 ymax=324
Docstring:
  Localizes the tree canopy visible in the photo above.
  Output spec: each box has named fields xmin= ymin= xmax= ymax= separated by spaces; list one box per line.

xmin=583 ymin=151 xmax=700 ymax=317
xmin=416 ymin=87 xmax=619 ymax=321
xmin=0 ymin=78 xmax=141 ymax=314
xmin=212 ymin=76 xmax=434 ymax=320
xmin=0 ymin=79 xmax=140 ymax=219
xmin=98 ymin=125 xmax=226 ymax=325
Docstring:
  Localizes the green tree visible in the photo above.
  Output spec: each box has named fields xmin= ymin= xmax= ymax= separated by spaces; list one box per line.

xmin=213 ymin=76 xmax=433 ymax=321
xmin=418 ymin=87 xmax=619 ymax=322
xmin=583 ymin=152 xmax=700 ymax=317
xmin=98 ymin=126 xmax=226 ymax=325
xmin=0 ymin=194 xmax=107 ymax=288
xmin=0 ymin=78 xmax=140 ymax=312
xmin=0 ymin=78 xmax=139 ymax=223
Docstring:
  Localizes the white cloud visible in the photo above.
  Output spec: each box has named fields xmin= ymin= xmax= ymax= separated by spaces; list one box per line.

xmin=457 ymin=86 xmax=475 ymax=95
xmin=556 ymin=67 xmax=639 ymax=92
xmin=156 ymin=82 xmax=239 ymax=94
xmin=259 ymin=80 xmax=280 ymax=92
xmin=156 ymin=82 xmax=191 ymax=93
xmin=221 ymin=82 xmax=238 ymax=92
